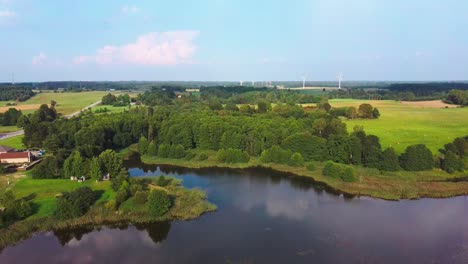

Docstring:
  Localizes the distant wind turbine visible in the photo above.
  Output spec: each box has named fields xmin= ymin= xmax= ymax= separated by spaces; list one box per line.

xmin=302 ymin=75 xmax=307 ymax=89
xmin=337 ymin=73 xmax=343 ymax=89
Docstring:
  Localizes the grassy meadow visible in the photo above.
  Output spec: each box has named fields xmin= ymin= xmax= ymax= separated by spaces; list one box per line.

xmin=327 ymin=99 xmax=468 ymax=153
xmin=0 ymin=135 xmax=25 ymax=149
xmin=0 ymin=91 xmax=109 ymax=115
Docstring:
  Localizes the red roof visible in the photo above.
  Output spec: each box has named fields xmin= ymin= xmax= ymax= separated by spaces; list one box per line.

xmin=0 ymin=152 xmax=31 ymax=159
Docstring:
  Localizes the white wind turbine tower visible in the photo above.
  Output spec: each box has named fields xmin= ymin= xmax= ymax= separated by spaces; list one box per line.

xmin=240 ymin=80 xmax=244 ymax=86
xmin=337 ymin=73 xmax=343 ymax=90
xmin=302 ymin=75 xmax=308 ymax=89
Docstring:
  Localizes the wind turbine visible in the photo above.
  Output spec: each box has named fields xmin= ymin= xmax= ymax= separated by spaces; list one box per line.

xmin=251 ymin=81 xmax=255 ymax=87
xmin=337 ymin=73 xmax=343 ymax=90
xmin=240 ymin=80 xmax=244 ymax=86
xmin=302 ymin=75 xmax=308 ymax=89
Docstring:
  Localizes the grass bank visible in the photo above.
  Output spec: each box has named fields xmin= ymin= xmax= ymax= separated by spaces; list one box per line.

xmin=139 ymin=151 xmax=468 ymax=201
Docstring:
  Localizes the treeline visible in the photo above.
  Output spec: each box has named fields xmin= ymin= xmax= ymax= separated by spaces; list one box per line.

xmin=445 ymin=89 xmax=468 ymax=105
xmin=0 ymin=108 xmax=23 ymax=126
xmin=329 ymin=82 xmax=468 ymax=102
xmin=102 ymin=93 xmax=131 ymax=106
xmin=0 ymin=87 xmax=35 ymax=101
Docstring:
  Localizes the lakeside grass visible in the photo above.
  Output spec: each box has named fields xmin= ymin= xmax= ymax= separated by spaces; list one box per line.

xmin=325 ymin=99 xmax=468 ymax=153
xmin=139 ymin=151 xmax=468 ymax=201
xmin=0 ymin=135 xmax=25 ymax=149
xmin=0 ymin=173 xmax=216 ymax=249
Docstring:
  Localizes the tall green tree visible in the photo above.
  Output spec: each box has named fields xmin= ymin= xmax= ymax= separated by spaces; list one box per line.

xmin=399 ymin=144 xmax=433 ymax=171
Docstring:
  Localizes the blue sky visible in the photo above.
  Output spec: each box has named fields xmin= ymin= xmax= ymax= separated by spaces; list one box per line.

xmin=1 ymin=0 xmax=467 ymax=82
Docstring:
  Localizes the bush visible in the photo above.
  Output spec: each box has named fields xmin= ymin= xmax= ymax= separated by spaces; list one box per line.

xmin=55 ymin=187 xmax=96 ymax=220
xmin=156 ymin=176 xmax=171 ymax=187
xmin=184 ymin=151 xmax=195 ymax=160
xmin=217 ymin=148 xmax=250 ymax=163
xmin=306 ymin=162 xmax=316 ymax=171
xmin=441 ymin=151 xmax=464 ymax=173
xmin=322 ymin=161 xmax=356 ymax=182
xmin=115 ymin=189 xmax=129 ymax=207
xmin=130 ymin=184 xmax=142 ymax=196
xmin=197 ymin=152 xmax=208 ymax=161
xmin=147 ymin=190 xmax=171 ymax=217
xmin=289 ymin=152 xmax=304 ymax=167
xmin=260 ymin=145 xmax=292 ymax=164
xmin=399 ymin=144 xmax=433 ymax=171
xmin=158 ymin=144 xmax=171 ymax=158
xmin=134 ymin=191 xmax=149 ymax=205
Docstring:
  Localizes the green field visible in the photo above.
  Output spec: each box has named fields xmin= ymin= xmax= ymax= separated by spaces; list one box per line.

xmin=328 ymin=99 xmax=468 ymax=153
xmin=0 ymin=126 xmax=21 ymax=133
xmin=0 ymin=135 xmax=25 ymax=149
xmin=0 ymin=91 xmax=109 ymax=115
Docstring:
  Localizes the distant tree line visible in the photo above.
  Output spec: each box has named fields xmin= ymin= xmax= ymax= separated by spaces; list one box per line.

xmin=0 ymin=87 xmax=35 ymax=101
xmin=445 ymin=89 xmax=468 ymax=105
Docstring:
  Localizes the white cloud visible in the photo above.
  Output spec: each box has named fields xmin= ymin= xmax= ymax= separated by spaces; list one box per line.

xmin=73 ymin=31 xmax=199 ymax=66
xmin=0 ymin=9 xmax=15 ymax=17
xmin=121 ymin=5 xmax=139 ymax=14
xmin=32 ymin=52 xmax=47 ymax=65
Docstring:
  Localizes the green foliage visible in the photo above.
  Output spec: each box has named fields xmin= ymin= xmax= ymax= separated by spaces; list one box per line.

xmin=147 ymin=140 xmax=158 ymax=156
xmin=372 ymin=108 xmax=380 ymax=119
xmin=158 ymin=144 xmax=171 ymax=158
xmin=0 ymin=108 xmax=23 ymax=126
xmin=99 ymin=149 xmax=122 ymax=177
xmin=289 ymin=152 xmax=304 ymax=167
xmin=441 ymin=151 xmax=464 ymax=173
xmin=156 ymin=176 xmax=172 ymax=187
xmin=111 ymin=168 xmax=130 ymax=191
xmin=345 ymin=107 xmax=358 ymax=119
xmin=225 ymin=102 xmax=239 ymax=111
xmin=55 ymin=187 xmax=96 ymax=220
xmin=399 ymin=144 xmax=434 ymax=171
xmin=358 ymin=103 xmax=373 ymax=118
xmin=89 ymin=157 xmax=102 ymax=180
xmin=31 ymin=156 xmax=63 ymax=179
xmin=282 ymin=133 xmax=327 ymax=161
xmin=217 ymin=148 xmax=250 ymax=163
xmin=172 ymin=144 xmax=186 ymax=159
xmin=322 ymin=161 xmax=356 ymax=182
xmin=378 ymin=148 xmax=401 ymax=171
xmin=197 ymin=152 xmax=208 ymax=161
xmin=64 ymin=151 xmax=86 ymax=178
xmin=260 ymin=145 xmax=292 ymax=164
xmin=446 ymin=89 xmax=468 ymax=105
xmin=134 ymin=191 xmax=149 ymax=205
xmin=138 ymin=136 xmax=148 ymax=155
xmin=146 ymin=190 xmax=171 ymax=217
xmin=306 ymin=162 xmax=316 ymax=171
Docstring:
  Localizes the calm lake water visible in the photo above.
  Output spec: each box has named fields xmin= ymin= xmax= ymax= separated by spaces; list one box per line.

xmin=1 ymin=159 xmax=468 ymax=263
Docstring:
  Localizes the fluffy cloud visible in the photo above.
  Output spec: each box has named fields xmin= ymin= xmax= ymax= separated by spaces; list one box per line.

xmin=32 ymin=52 xmax=47 ymax=65
xmin=0 ymin=9 xmax=15 ymax=17
xmin=121 ymin=5 xmax=139 ymax=14
xmin=74 ymin=31 xmax=199 ymax=66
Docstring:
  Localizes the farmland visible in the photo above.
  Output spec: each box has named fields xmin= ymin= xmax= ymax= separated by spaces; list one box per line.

xmin=0 ymin=91 xmax=109 ymax=115
xmin=328 ymin=99 xmax=468 ymax=153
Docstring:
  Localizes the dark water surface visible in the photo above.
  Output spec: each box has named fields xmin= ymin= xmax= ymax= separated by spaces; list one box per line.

xmin=1 ymin=160 xmax=468 ymax=263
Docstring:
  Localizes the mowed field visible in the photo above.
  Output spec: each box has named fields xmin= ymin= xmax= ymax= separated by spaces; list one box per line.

xmin=328 ymin=99 xmax=468 ymax=154
xmin=0 ymin=91 xmax=109 ymax=115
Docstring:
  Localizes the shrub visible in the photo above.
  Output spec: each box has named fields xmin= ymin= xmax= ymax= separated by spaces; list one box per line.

xmin=130 ymin=184 xmax=142 ymax=196
xmin=322 ymin=161 xmax=356 ymax=182
xmin=441 ymin=151 xmax=464 ymax=173
xmin=399 ymin=144 xmax=433 ymax=171
xmin=55 ymin=187 xmax=96 ymax=220
xmin=115 ymin=189 xmax=129 ymax=207
xmin=197 ymin=152 xmax=208 ymax=161
xmin=147 ymin=190 xmax=171 ymax=217
xmin=134 ymin=191 xmax=149 ymax=205
xmin=217 ymin=148 xmax=250 ymax=163
xmin=158 ymin=144 xmax=171 ymax=158
xmin=260 ymin=145 xmax=292 ymax=164
xmin=156 ymin=176 xmax=171 ymax=187
xmin=289 ymin=152 xmax=304 ymax=167
xmin=306 ymin=162 xmax=316 ymax=171
xmin=184 ymin=151 xmax=195 ymax=160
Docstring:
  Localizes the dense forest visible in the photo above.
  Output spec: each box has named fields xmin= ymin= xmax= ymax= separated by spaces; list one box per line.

xmin=0 ymin=87 xmax=35 ymax=102
xmin=19 ymin=87 xmax=466 ymax=186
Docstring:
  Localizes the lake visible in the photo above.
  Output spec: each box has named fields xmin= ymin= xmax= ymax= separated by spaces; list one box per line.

xmin=1 ymin=160 xmax=468 ymax=263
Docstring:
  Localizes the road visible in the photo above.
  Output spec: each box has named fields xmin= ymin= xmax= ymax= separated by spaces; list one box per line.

xmin=0 ymin=100 xmax=102 ymax=141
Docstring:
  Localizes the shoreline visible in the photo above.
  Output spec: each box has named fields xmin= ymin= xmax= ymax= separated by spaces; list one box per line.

xmin=137 ymin=154 xmax=468 ymax=201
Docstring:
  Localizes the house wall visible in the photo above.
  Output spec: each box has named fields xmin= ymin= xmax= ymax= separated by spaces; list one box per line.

xmin=0 ymin=158 xmax=30 ymax=164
